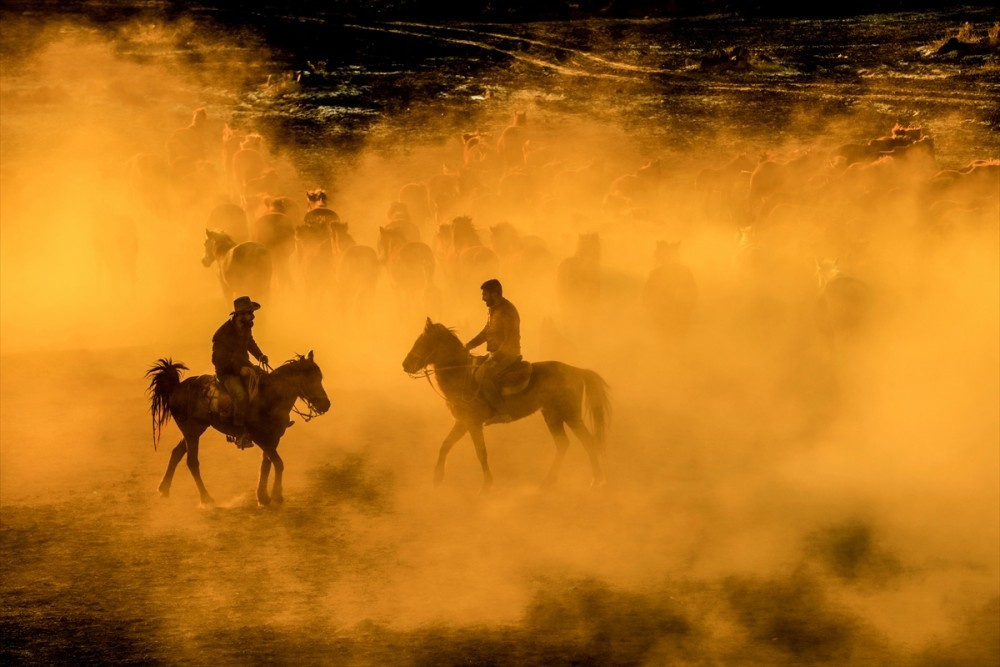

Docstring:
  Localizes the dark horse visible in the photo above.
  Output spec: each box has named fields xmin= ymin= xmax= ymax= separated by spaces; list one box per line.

xmin=402 ymin=319 xmax=611 ymax=490
xmin=146 ymin=352 xmax=331 ymax=507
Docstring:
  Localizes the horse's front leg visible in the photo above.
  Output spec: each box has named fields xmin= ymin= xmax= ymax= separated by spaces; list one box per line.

xmin=183 ymin=434 xmax=214 ymax=506
xmin=157 ymin=439 xmax=187 ymax=498
xmin=468 ymin=424 xmax=493 ymax=492
xmin=435 ymin=421 xmax=468 ymax=486
xmin=265 ymin=446 xmax=285 ymax=506
xmin=257 ymin=449 xmax=273 ymax=507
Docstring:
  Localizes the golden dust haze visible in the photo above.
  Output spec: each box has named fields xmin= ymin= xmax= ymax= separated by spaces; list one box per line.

xmin=1 ymin=13 xmax=998 ymax=665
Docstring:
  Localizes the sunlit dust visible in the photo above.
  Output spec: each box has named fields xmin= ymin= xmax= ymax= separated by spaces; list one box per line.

xmin=1 ymin=10 xmax=998 ymax=665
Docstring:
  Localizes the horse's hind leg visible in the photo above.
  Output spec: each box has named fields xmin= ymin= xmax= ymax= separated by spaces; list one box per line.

xmin=541 ymin=409 xmax=571 ymax=487
xmin=183 ymin=435 xmax=214 ymax=506
xmin=468 ymin=424 xmax=493 ymax=492
xmin=567 ymin=418 xmax=606 ymax=488
xmin=158 ymin=439 xmax=187 ymax=498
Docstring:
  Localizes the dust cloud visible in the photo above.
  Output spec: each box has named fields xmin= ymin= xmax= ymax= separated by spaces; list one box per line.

xmin=2 ymin=13 xmax=998 ymax=666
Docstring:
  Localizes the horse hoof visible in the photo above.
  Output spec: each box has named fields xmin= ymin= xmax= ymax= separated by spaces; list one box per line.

xmin=158 ymin=487 xmax=170 ymax=499
xmin=258 ymin=495 xmax=271 ymax=507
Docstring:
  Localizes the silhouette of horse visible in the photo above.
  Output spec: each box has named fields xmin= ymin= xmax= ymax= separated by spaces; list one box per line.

xmin=403 ymin=319 xmax=610 ymax=490
xmin=815 ymin=259 xmax=870 ymax=345
xmin=208 ymin=198 xmax=249 ymax=244
xmin=253 ymin=198 xmax=296 ymax=290
xmin=643 ymin=241 xmax=698 ymax=338
xmin=438 ymin=216 xmax=500 ymax=299
xmin=147 ymin=353 xmax=330 ymax=507
xmin=497 ymin=111 xmax=528 ymax=172
xmin=330 ymin=221 xmax=379 ymax=316
xmin=556 ymin=233 xmax=602 ymax=333
xmin=202 ymin=230 xmax=272 ymax=302
xmin=379 ymin=226 xmax=437 ymax=319
xmin=295 ymin=218 xmax=335 ymax=305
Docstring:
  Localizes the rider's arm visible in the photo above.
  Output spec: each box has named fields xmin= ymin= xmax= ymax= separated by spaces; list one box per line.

xmin=466 ymin=325 xmax=488 ymax=350
xmin=248 ymin=335 xmax=265 ymax=363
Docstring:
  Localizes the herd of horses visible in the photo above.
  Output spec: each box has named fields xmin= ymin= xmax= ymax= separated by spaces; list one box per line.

xmin=143 ymin=108 xmax=998 ymax=506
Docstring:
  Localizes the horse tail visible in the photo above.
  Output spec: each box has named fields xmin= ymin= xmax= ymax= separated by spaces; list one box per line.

xmin=145 ymin=358 xmax=188 ymax=451
xmin=581 ymin=369 xmax=611 ymax=449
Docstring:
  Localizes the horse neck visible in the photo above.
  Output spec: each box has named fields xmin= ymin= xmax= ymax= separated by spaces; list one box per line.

xmin=262 ymin=365 xmax=303 ymax=413
xmin=216 ymin=234 xmax=238 ymax=257
xmin=332 ymin=228 xmax=356 ymax=253
xmin=430 ymin=338 xmax=474 ymax=393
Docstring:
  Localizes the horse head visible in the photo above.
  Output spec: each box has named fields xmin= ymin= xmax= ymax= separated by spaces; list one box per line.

xmin=402 ymin=318 xmax=465 ymax=375
xmin=202 ymin=229 xmax=234 ymax=267
xmin=283 ymin=350 xmax=331 ymax=415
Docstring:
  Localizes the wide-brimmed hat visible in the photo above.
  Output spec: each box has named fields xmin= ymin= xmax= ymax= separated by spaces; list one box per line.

xmin=231 ymin=296 xmax=261 ymax=315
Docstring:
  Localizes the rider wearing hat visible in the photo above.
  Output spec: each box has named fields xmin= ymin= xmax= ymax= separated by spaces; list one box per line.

xmin=465 ymin=278 xmax=520 ymax=418
xmin=213 ymin=296 xmax=269 ymax=448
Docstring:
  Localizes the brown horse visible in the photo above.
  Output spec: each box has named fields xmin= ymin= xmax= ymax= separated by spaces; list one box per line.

xmin=402 ymin=319 xmax=611 ymax=491
xmin=146 ymin=353 xmax=330 ymax=507
xmin=202 ymin=230 xmax=272 ymax=302
xmin=379 ymin=226 xmax=438 ymax=321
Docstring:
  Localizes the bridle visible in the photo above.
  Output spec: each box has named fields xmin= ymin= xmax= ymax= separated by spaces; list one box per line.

xmin=405 ymin=336 xmax=476 ymax=401
xmin=259 ymin=358 xmax=327 ymax=423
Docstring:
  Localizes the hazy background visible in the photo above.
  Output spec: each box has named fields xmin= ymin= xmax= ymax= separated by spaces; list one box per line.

xmin=1 ymin=5 xmax=998 ymax=665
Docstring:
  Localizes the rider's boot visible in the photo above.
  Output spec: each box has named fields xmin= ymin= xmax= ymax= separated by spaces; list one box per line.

xmin=481 ymin=379 xmax=511 ymax=424
xmin=233 ymin=404 xmax=253 ymax=449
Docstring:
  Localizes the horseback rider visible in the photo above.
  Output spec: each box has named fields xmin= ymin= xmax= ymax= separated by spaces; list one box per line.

xmin=212 ymin=296 xmax=269 ymax=448
xmin=465 ymin=279 xmax=520 ymax=419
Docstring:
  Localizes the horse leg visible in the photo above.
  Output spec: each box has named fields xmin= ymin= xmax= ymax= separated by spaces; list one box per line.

xmin=157 ymin=439 xmax=187 ymax=498
xmin=468 ymin=424 xmax=493 ymax=492
xmin=435 ymin=421 xmax=468 ymax=486
xmin=541 ymin=409 xmax=571 ymax=488
xmin=183 ymin=434 xmax=215 ymax=505
xmin=567 ymin=419 xmax=606 ymax=488
xmin=257 ymin=451 xmax=272 ymax=507
xmin=262 ymin=446 xmax=284 ymax=506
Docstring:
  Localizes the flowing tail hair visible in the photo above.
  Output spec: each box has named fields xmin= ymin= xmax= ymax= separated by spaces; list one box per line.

xmin=145 ymin=358 xmax=188 ymax=451
xmin=581 ymin=369 xmax=611 ymax=451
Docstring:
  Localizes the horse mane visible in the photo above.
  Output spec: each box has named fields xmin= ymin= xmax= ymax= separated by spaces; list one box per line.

xmin=423 ymin=322 xmax=465 ymax=352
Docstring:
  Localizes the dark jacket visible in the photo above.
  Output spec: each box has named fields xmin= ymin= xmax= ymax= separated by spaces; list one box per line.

xmin=467 ymin=297 xmax=521 ymax=358
xmin=212 ymin=319 xmax=264 ymax=376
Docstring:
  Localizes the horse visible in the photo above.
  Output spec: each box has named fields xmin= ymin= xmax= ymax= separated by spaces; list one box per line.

xmin=146 ymin=352 xmax=331 ymax=507
xmin=643 ymin=241 xmax=698 ymax=338
xmin=402 ymin=319 xmax=611 ymax=491
xmin=378 ymin=225 xmax=438 ymax=320
xmin=330 ymin=221 xmax=380 ymax=317
xmin=202 ymin=229 xmax=272 ymax=302
xmin=438 ymin=216 xmax=500 ymax=301
xmin=556 ymin=233 xmax=602 ymax=334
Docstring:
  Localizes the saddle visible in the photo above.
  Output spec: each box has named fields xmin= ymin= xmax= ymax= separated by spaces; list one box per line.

xmin=195 ymin=371 xmax=262 ymax=423
xmin=472 ymin=356 xmax=532 ymax=397
xmin=498 ymin=359 xmax=532 ymax=396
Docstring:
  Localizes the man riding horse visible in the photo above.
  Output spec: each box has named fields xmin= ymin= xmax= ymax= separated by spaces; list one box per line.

xmin=213 ymin=296 xmax=269 ymax=448
xmin=465 ymin=278 xmax=520 ymax=421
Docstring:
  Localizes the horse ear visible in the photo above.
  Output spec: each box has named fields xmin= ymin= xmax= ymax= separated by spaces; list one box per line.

xmin=425 ymin=317 xmax=433 ymax=329
xmin=307 ymin=350 xmax=314 ymax=361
